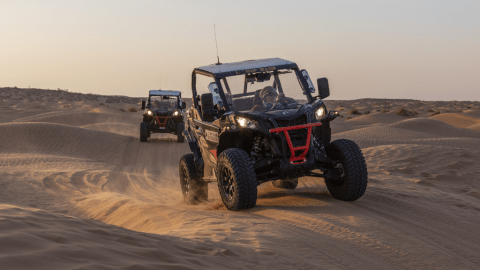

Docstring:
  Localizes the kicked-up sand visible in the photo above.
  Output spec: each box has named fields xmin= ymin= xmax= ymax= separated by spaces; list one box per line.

xmin=1 ymin=87 xmax=480 ymax=269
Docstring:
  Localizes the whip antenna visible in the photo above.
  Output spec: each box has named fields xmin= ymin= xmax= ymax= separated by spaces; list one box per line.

xmin=214 ymin=24 xmax=220 ymax=64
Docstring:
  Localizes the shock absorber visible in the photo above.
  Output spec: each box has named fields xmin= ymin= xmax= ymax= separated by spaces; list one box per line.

xmin=251 ymin=136 xmax=262 ymax=159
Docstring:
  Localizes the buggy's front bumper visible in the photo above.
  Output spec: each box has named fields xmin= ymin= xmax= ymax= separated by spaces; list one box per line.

xmin=269 ymin=122 xmax=322 ymax=165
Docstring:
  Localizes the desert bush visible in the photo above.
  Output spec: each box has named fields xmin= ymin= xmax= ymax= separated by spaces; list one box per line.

xmin=348 ymin=109 xmax=362 ymax=115
xmin=381 ymin=109 xmax=389 ymax=113
xmin=364 ymin=111 xmax=370 ymax=115
xmin=346 ymin=117 xmax=353 ymax=120
xmin=127 ymin=107 xmax=137 ymax=112
xmin=430 ymin=110 xmax=440 ymax=116
xmin=396 ymin=108 xmax=416 ymax=117
xmin=119 ymin=108 xmax=126 ymax=112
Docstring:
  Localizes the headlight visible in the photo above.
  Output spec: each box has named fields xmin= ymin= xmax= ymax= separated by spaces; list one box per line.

xmin=173 ymin=111 xmax=179 ymax=116
xmin=147 ymin=110 xmax=153 ymax=115
xmin=236 ymin=117 xmax=257 ymax=129
xmin=315 ymin=106 xmax=326 ymax=120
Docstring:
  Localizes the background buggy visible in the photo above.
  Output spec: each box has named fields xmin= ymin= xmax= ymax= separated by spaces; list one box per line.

xmin=140 ymin=90 xmax=186 ymax=143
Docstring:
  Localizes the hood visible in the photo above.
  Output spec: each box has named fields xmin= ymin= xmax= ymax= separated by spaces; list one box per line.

xmin=236 ymin=102 xmax=318 ymax=121
xmin=236 ymin=109 xmax=305 ymax=122
xmin=152 ymin=110 xmax=171 ymax=116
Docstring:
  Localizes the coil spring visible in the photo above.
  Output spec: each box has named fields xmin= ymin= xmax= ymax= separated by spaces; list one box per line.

xmin=251 ymin=136 xmax=262 ymax=158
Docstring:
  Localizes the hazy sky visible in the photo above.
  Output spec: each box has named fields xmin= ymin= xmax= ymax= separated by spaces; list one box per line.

xmin=1 ymin=1 xmax=479 ymax=100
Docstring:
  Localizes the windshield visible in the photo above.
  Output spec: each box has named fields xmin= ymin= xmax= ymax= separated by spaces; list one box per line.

xmin=149 ymin=96 xmax=178 ymax=111
xmin=219 ymin=70 xmax=307 ymax=112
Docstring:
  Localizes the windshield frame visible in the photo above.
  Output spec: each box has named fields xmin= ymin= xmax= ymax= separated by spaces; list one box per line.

xmin=192 ymin=67 xmax=314 ymax=112
xmin=148 ymin=95 xmax=180 ymax=110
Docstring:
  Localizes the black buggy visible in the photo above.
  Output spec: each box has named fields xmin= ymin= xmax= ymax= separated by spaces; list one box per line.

xmin=179 ymin=58 xmax=368 ymax=210
xmin=140 ymin=90 xmax=186 ymax=143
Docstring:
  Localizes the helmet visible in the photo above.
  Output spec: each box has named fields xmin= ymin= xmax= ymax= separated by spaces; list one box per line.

xmin=260 ymin=86 xmax=278 ymax=103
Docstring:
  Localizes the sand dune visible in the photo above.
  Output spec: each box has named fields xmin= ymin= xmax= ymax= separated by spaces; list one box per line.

xmin=81 ymin=123 xmax=139 ymax=137
xmin=14 ymin=111 xmax=140 ymax=127
xmin=468 ymin=123 xmax=480 ymax=132
xmin=431 ymin=112 xmax=480 ymax=128
xmin=0 ymin=122 xmax=128 ymax=162
xmin=1 ymin=89 xmax=480 ymax=269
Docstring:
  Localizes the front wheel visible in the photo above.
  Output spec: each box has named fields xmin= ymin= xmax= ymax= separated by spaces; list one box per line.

xmin=324 ymin=139 xmax=368 ymax=201
xmin=217 ymin=148 xmax=257 ymax=211
xmin=179 ymin=154 xmax=208 ymax=204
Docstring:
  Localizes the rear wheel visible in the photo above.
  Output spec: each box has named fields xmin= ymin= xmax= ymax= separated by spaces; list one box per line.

xmin=140 ymin=122 xmax=148 ymax=142
xmin=324 ymin=139 xmax=368 ymax=201
xmin=179 ymin=154 xmax=208 ymax=204
xmin=217 ymin=148 xmax=257 ymax=211
xmin=177 ymin=123 xmax=185 ymax=143
xmin=272 ymin=178 xmax=298 ymax=189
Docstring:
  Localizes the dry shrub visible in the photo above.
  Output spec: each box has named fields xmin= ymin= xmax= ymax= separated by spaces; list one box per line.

xmin=430 ymin=110 xmax=440 ymax=116
xmin=346 ymin=117 xmax=353 ymax=120
xmin=119 ymin=108 xmax=126 ymax=112
xmin=348 ymin=109 xmax=362 ymax=115
xmin=427 ymin=109 xmax=436 ymax=112
xmin=396 ymin=108 xmax=416 ymax=117
xmin=381 ymin=108 xmax=389 ymax=113
xmin=63 ymin=104 xmax=71 ymax=108
xmin=127 ymin=107 xmax=138 ymax=112
xmin=99 ymin=103 xmax=105 ymax=106
xmin=364 ymin=111 xmax=370 ymax=115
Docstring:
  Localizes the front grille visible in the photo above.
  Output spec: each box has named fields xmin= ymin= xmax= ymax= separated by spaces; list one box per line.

xmin=273 ymin=116 xmax=309 ymax=157
xmin=154 ymin=111 xmax=169 ymax=116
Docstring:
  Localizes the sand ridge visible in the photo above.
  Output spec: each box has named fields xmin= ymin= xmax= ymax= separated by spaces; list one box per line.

xmin=1 ymin=89 xmax=480 ymax=269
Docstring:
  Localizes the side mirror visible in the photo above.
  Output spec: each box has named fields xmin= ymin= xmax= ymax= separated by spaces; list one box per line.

xmin=301 ymin=70 xmax=315 ymax=93
xmin=141 ymin=100 xmax=146 ymax=110
xmin=317 ymin=78 xmax=330 ymax=99
xmin=182 ymin=102 xmax=186 ymax=109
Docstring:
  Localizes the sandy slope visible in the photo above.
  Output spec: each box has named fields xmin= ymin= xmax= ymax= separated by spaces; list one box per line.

xmin=1 ymin=90 xmax=480 ymax=269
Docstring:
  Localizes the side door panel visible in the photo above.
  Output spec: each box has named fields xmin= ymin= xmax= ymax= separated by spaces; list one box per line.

xmin=194 ymin=119 xmax=219 ymax=165
xmin=189 ymin=108 xmax=220 ymax=177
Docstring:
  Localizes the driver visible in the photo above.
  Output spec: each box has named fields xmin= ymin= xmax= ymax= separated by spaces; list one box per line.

xmin=260 ymin=86 xmax=278 ymax=104
xmin=153 ymin=100 xmax=166 ymax=110
xmin=251 ymin=86 xmax=275 ymax=111
xmin=251 ymin=86 xmax=298 ymax=111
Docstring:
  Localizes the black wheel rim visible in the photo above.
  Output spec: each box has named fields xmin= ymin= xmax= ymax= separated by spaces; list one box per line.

xmin=221 ymin=167 xmax=235 ymax=200
xmin=329 ymin=161 xmax=345 ymax=186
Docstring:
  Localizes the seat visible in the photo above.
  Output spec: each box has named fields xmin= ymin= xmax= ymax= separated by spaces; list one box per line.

xmin=201 ymin=93 xmax=217 ymax=122
xmin=251 ymin=90 xmax=265 ymax=111
xmin=232 ymin=96 xmax=255 ymax=111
